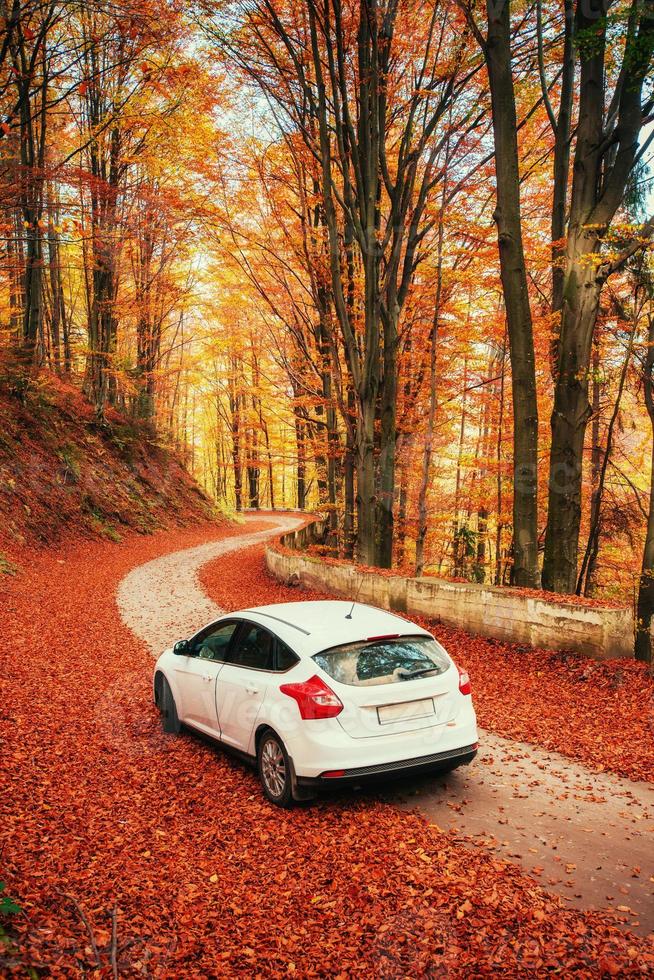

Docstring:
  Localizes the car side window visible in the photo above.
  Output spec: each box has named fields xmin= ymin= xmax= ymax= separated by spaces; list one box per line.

xmin=193 ymin=621 xmax=239 ymax=662
xmin=275 ymin=639 xmax=299 ymax=672
xmin=228 ymin=623 xmax=275 ymax=671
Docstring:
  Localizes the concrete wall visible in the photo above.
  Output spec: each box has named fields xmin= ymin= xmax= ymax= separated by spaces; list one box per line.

xmin=265 ymin=523 xmax=634 ymax=661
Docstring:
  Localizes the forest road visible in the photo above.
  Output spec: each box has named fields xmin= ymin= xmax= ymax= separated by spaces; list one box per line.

xmin=117 ymin=513 xmax=654 ymax=936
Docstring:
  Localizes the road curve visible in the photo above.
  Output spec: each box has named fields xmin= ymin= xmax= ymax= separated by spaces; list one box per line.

xmin=116 ymin=513 xmax=654 ymax=935
xmin=117 ymin=514 xmax=305 ymax=654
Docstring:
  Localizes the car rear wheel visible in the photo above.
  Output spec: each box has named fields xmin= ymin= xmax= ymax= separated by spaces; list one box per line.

xmin=159 ymin=676 xmax=181 ymax=735
xmin=258 ymin=731 xmax=293 ymax=807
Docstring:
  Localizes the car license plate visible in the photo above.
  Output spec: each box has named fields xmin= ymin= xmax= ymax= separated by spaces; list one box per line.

xmin=377 ymin=698 xmax=435 ymax=725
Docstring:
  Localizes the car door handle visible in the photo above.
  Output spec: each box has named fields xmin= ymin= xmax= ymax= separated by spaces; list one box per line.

xmin=245 ymin=685 xmax=259 ymax=695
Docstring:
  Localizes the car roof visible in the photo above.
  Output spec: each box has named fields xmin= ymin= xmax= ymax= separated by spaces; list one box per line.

xmin=236 ymin=600 xmax=432 ymax=657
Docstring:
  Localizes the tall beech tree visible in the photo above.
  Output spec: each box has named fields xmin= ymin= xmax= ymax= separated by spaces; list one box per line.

xmin=459 ymin=0 xmax=540 ymax=587
xmin=576 ymin=294 xmax=639 ymax=596
xmin=636 ymin=277 xmax=654 ymax=664
xmin=542 ymin=0 xmax=654 ymax=593
xmin=7 ymin=0 xmax=59 ymax=364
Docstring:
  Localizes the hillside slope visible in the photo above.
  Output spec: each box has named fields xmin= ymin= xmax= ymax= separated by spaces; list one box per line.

xmin=0 ymin=367 xmax=219 ymax=552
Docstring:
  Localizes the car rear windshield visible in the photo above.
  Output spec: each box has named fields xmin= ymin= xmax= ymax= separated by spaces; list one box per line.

xmin=313 ymin=636 xmax=450 ymax=687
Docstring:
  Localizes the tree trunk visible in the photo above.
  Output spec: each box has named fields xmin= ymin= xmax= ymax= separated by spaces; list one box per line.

xmin=577 ymin=313 xmax=636 ymax=594
xmin=134 ymin=209 xmax=162 ymax=421
xmin=416 ymin=152 xmax=449 ymax=576
xmin=395 ymin=458 xmax=408 ymax=566
xmin=476 ymin=507 xmax=489 ymax=583
xmin=7 ymin=209 xmax=24 ymax=343
xmin=582 ymin=340 xmax=603 ymax=593
xmin=636 ymin=310 xmax=654 ymax=665
xmin=343 ymin=387 xmax=356 ymax=559
xmin=541 ymin=0 xmax=575 ymax=319
xmin=228 ymin=369 xmax=243 ymax=512
xmin=375 ymin=309 xmax=398 ymax=567
xmin=318 ymin=314 xmax=340 ymax=542
xmin=494 ymin=329 xmax=507 ymax=585
xmin=246 ymin=393 xmax=260 ymax=509
xmin=247 ymin=463 xmax=260 ymax=509
xmin=22 ymin=221 xmax=43 ymax=360
xmin=46 ymin=201 xmax=69 ymax=373
xmin=543 ymin=0 xmax=654 ymax=592
xmin=12 ymin=24 xmax=48 ymax=367
xmin=484 ymin=0 xmax=540 ymax=587
xmin=450 ymin=352 xmax=468 ymax=576
xmin=415 ymin=303 xmax=439 ymax=575
xmin=542 ymin=224 xmax=603 ymax=592
xmin=262 ymin=418 xmax=275 ymax=510
xmin=294 ymin=410 xmax=306 ymax=511
xmin=356 ymin=400 xmax=377 ymax=566
xmin=474 ymin=354 xmax=494 ymax=583
xmin=80 ymin=16 xmax=125 ymax=416
xmin=636 ymin=466 xmax=654 ymax=666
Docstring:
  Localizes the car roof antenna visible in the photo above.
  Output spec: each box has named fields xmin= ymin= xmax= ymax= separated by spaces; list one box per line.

xmin=345 ymin=577 xmax=364 ymax=619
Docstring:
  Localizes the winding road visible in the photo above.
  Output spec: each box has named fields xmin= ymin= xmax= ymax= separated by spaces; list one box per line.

xmin=117 ymin=514 xmax=654 ymax=935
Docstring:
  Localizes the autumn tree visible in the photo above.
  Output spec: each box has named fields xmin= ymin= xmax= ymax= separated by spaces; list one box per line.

xmin=458 ymin=0 xmax=541 ymax=587
xmin=635 ymin=266 xmax=654 ymax=664
xmin=203 ymin=0 xmax=483 ymax=566
xmin=541 ymin=0 xmax=654 ymax=593
xmin=4 ymin=0 xmax=66 ymax=364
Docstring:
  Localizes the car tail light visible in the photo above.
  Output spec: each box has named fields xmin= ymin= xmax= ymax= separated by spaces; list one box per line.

xmin=280 ymin=674 xmax=343 ymax=719
xmin=366 ymin=633 xmax=400 ymax=641
xmin=320 ymin=769 xmax=345 ymax=778
xmin=457 ymin=665 xmax=471 ymax=695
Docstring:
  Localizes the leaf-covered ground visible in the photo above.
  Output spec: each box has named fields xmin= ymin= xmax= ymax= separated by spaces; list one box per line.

xmin=200 ymin=542 xmax=654 ymax=784
xmin=0 ymin=367 xmax=217 ymax=550
xmin=3 ymin=523 xmax=654 ymax=976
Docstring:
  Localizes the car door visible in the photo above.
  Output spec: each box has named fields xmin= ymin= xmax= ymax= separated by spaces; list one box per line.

xmin=172 ymin=620 xmax=240 ymax=733
xmin=214 ymin=621 xmax=276 ymax=753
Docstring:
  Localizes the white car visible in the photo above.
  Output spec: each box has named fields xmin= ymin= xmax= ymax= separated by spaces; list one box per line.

xmin=153 ymin=600 xmax=478 ymax=806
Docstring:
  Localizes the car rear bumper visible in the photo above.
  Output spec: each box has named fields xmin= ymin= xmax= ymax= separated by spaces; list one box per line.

xmin=285 ymin=701 xmax=478 ymax=779
xmin=296 ymin=743 xmax=478 ymax=787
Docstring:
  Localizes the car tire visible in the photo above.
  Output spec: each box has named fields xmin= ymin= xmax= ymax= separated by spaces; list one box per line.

xmin=159 ymin=677 xmax=181 ymax=735
xmin=257 ymin=730 xmax=293 ymax=807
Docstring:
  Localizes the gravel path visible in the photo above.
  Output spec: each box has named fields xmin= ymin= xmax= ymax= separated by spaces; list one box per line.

xmin=116 ymin=514 xmax=654 ymax=935
xmin=117 ymin=514 xmax=304 ymax=654
xmin=391 ymin=733 xmax=654 ymax=934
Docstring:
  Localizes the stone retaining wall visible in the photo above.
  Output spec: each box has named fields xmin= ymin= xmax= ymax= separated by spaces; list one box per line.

xmin=265 ymin=522 xmax=635 ymax=661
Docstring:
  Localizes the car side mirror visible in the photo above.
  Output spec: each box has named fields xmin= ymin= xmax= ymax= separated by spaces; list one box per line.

xmin=173 ymin=639 xmax=190 ymax=656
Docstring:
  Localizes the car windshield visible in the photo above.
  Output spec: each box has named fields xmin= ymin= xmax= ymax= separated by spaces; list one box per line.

xmin=313 ymin=635 xmax=450 ymax=687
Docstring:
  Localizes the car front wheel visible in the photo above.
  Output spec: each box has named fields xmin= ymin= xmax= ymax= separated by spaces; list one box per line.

xmin=258 ymin=731 xmax=293 ymax=807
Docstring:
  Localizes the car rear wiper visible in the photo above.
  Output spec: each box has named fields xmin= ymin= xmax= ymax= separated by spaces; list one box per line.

xmin=396 ymin=666 xmax=440 ymax=680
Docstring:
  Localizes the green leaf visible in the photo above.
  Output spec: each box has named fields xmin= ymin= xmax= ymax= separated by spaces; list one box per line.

xmin=0 ymin=883 xmax=21 ymax=916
